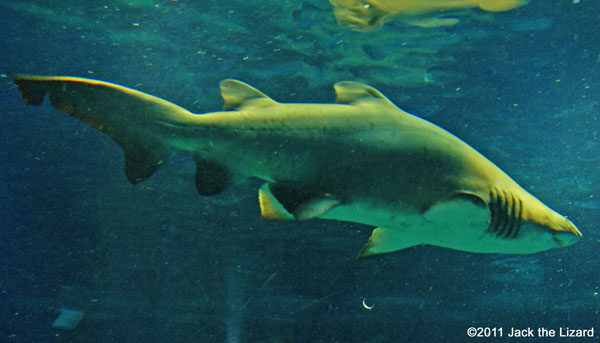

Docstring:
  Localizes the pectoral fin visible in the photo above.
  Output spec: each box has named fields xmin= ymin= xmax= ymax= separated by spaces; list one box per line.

xmin=423 ymin=190 xmax=490 ymax=233
xmin=359 ymin=192 xmax=489 ymax=259
xmin=358 ymin=227 xmax=423 ymax=259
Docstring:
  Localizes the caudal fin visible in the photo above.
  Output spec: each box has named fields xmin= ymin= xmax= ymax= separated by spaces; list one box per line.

xmin=13 ymin=75 xmax=194 ymax=184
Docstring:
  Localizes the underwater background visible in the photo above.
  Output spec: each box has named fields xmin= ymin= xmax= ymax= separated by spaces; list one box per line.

xmin=0 ymin=0 xmax=599 ymax=342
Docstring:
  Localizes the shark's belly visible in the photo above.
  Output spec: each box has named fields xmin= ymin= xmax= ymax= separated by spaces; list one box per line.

xmin=320 ymin=198 xmax=569 ymax=254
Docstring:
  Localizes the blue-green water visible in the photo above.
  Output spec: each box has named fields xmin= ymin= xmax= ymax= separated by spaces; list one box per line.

xmin=0 ymin=1 xmax=599 ymax=342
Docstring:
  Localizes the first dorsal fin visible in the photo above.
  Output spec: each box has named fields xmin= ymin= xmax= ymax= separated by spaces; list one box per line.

xmin=219 ymin=79 xmax=277 ymax=110
xmin=333 ymin=81 xmax=395 ymax=106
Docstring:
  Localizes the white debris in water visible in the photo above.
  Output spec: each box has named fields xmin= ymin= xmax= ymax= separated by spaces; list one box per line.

xmin=52 ymin=309 xmax=84 ymax=330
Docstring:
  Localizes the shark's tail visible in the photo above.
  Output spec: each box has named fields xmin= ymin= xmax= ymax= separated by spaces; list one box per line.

xmin=13 ymin=75 xmax=194 ymax=184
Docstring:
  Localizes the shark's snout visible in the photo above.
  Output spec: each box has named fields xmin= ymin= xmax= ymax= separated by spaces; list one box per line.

xmin=563 ymin=217 xmax=583 ymax=237
xmin=546 ymin=216 xmax=581 ymax=248
xmin=551 ymin=230 xmax=581 ymax=248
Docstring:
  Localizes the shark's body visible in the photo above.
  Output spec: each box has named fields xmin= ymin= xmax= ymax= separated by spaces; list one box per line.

xmin=13 ymin=75 xmax=581 ymax=257
xmin=329 ymin=0 xmax=528 ymax=31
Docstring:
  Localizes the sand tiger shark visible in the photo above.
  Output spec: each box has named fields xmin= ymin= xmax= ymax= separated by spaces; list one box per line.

xmin=329 ymin=0 xmax=528 ymax=31
xmin=13 ymin=75 xmax=581 ymax=257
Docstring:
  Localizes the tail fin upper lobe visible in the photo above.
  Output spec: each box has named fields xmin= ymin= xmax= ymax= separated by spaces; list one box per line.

xmin=13 ymin=75 xmax=193 ymax=183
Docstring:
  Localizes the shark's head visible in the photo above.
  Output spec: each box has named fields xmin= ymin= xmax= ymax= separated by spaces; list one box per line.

xmin=482 ymin=212 xmax=581 ymax=255
xmin=329 ymin=0 xmax=388 ymax=31
xmin=523 ymin=190 xmax=582 ymax=248
xmin=485 ymin=187 xmax=581 ymax=253
xmin=510 ymin=215 xmax=580 ymax=254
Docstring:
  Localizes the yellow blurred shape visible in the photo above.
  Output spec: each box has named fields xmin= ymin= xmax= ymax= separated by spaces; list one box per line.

xmin=330 ymin=0 xmax=528 ymax=31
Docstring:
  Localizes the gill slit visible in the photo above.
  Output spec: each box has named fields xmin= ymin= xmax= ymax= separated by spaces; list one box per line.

xmin=488 ymin=189 xmax=522 ymax=239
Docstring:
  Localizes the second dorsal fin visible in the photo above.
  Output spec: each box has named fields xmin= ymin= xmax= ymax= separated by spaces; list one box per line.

xmin=219 ymin=79 xmax=277 ymax=110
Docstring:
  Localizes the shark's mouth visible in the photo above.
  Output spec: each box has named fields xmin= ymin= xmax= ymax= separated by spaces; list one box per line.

xmin=488 ymin=188 xmax=523 ymax=239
